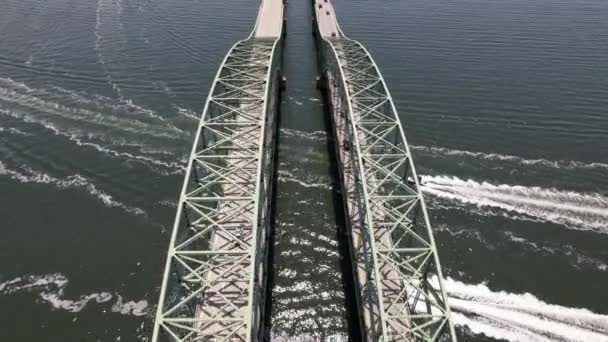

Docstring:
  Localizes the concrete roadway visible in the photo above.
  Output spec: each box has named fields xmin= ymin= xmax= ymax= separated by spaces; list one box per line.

xmin=314 ymin=0 xmax=341 ymax=39
xmin=254 ymin=0 xmax=285 ymax=38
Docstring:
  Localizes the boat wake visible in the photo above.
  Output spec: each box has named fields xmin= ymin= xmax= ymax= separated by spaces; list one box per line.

xmin=278 ymin=128 xmax=608 ymax=171
xmin=503 ymin=231 xmax=608 ymax=271
xmin=435 ymin=224 xmax=608 ymax=272
xmin=421 ymin=175 xmax=608 ymax=233
xmin=0 ymin=78 xmax=188 ymax=174
xmin=0 ymin=161 xmax=145 ymax=217
xmin=0 ymin=126 xmax=30 ymax=136
xmin=3 ymin=272 xmax=606 ymax=341
xmin=411 ymin=145 xmax=608 ymax=170
xmin=0 ymin=273 xmax=149 ymax=316
xmin=95 ymin=0 xmax=126 ymax=97
xmin=277 ymin=133 xmax=608 ymax=234
xmin=280 ymin=128 xmax=328 ymax=142
xmin=0 ymin=78 xmax=185 ymax=139
xmin=174 ymin=105 xmax=200 ymax=121
xmin=278 ymin=169 xmax=333 ymax=190
xmin=1 ymin=110 xmax=184 ymax=175
xmin=447 ymin=278 xmax=608 ymax=341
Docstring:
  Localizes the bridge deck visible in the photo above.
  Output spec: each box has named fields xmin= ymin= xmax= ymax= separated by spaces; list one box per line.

xmin=191 ymin=40 xmax=274 ymax=339
xmin=314 ymin=0 xmax=341 ymax=39
xmin=152 ymin=0 xmax=284 ymax=340
xmin=254 ymin=0 xmax=284 ymax=38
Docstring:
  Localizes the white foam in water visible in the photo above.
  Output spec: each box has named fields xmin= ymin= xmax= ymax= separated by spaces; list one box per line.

xmin=174 ymin=105 xmax=200 ymax=121
xmin=95 ymin=0 xmax=125 ymax=98
xmin=438 ymin=223 xmax=608 ymax=271
xmin=0 ymin=274 xmax=149 ymax=317
xmin=41 ymin=292 xmax=114 ymax=312
xmin=0 ymin=78 xmax=189 ymax=175
xmin=0 ymin=161 xmax=146 ymax=216
xmin=0 ymin=79 xmax=189 ymax=157
xmin=0 ymin=126 xmax=31 ymax=136
xmin=411 ymin=145 xmax=608 ymax=170
xmin=0 ymin=78 xmax=35 ymax=92
xmin=278 ymin=170 xmax=332 ymax=190
xmin=421 ymin=175 xmax=608 ymax=232
xmin=121 ymin=98 xmax=166 ymax=122
xmin=280 ymin=128 xmax=328 ymax=142
xmin=502 ymin=231 xmax=608 ymax=271
xmin=51 ymin=85 xmax=168 ymax=123
xmin=111 ymin=295 xmax=149 ymax=316
xmin=0 ymin=84 xmax=185 ymax=139
xmin=133 ymin=145 xmax=176 ymax=157
xmin=0 ymin=109 xmax=184 ymax=174
xmin=430 ymin=201 xmax=547 ymax=225
xmin=157 ymin=199 xmax=178 ymax=208
xmin=0 ymin=273 xmax=68 ymax=294
xmin=446 ymin=278 xmax=608 ymax=341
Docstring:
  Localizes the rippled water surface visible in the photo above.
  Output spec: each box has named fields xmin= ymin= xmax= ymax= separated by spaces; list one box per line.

xmin=1 ymin=0 xmax=607 ymax=340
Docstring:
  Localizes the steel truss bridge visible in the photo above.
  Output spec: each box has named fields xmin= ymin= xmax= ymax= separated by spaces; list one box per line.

xmin=313 ymin=0 xmax=456 ymax=340
xmin=151 ymin=0 xmax=284 ymax=340
xmin=152 ymin=0 xmax=456 ymax=340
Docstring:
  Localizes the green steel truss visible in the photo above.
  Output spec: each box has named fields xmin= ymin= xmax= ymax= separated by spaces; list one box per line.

xmin=317 ymin=20 xmax=457 ymax=342
xmin=151 ymin=25 xmax=283 ymax=342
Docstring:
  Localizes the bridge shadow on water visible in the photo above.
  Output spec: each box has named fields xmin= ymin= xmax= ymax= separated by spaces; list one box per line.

xmin=319 ymin=88 xmax=364 ymax=342
xmin=263 ymin=62 xmax=362 ymax=342
xmin=264 ymin=90 xmax=362 ymax=341
xmin=313 ymin=13 xmax=362 ymax=338
xmin=263 ymin=1 xmax=361 ymax=339
xmin=264 ymin=69 xmax=283 ymax=341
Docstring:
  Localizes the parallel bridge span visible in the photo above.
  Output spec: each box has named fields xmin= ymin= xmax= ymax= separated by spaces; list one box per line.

xmin=151 ymin=0 xmax=284 ymax=340
xmin=313 ymin=0 xmax=457 ymax=340
xmin=151 ymin=0 xmax=456 ymax=339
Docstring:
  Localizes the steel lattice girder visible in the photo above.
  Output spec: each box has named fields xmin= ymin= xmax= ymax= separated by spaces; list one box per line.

xmin=152 ymin=36 xmax=281 ymax=342
xmin=320 ymin=35 xmax=457 ymax=342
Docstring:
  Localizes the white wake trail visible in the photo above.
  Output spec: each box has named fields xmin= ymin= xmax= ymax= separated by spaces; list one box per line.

xmin=51 ymin=85 xmax=169 ymax=123
xmin=278 ymin=170 xmax=332 ymax=190
xmin=0 ymin=126 xmax=30 ymax=136
xmin=174 ymin=106 xmax=200 ymax=121
xmin=446 ymin=278 xmax=608 ymax=341
xmin=411 ymin=145 xmax=608 ymax=170
xmin=0 ymin=82 xmax=185 ymax=139
xmin=0 ymin=161 xmax=146 ymax=216
xmin=95 ymin=0 xmax=125 ymax=98
xmin=0 ymin=78 xmax=190 ymax=174
xmin=280 ymin=128 xmax=328 ymax=142
xmin=421 ymin=175 xmax=608 ymax=232
xmin=0 ymin=109 xmax=184 ymax=174
xmin=0 ymin=274 xmax=148 ymax=316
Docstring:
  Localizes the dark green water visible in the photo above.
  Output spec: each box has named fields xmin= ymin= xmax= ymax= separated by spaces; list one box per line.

xmin=1 ymin=0 xmax=607 ymax=340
